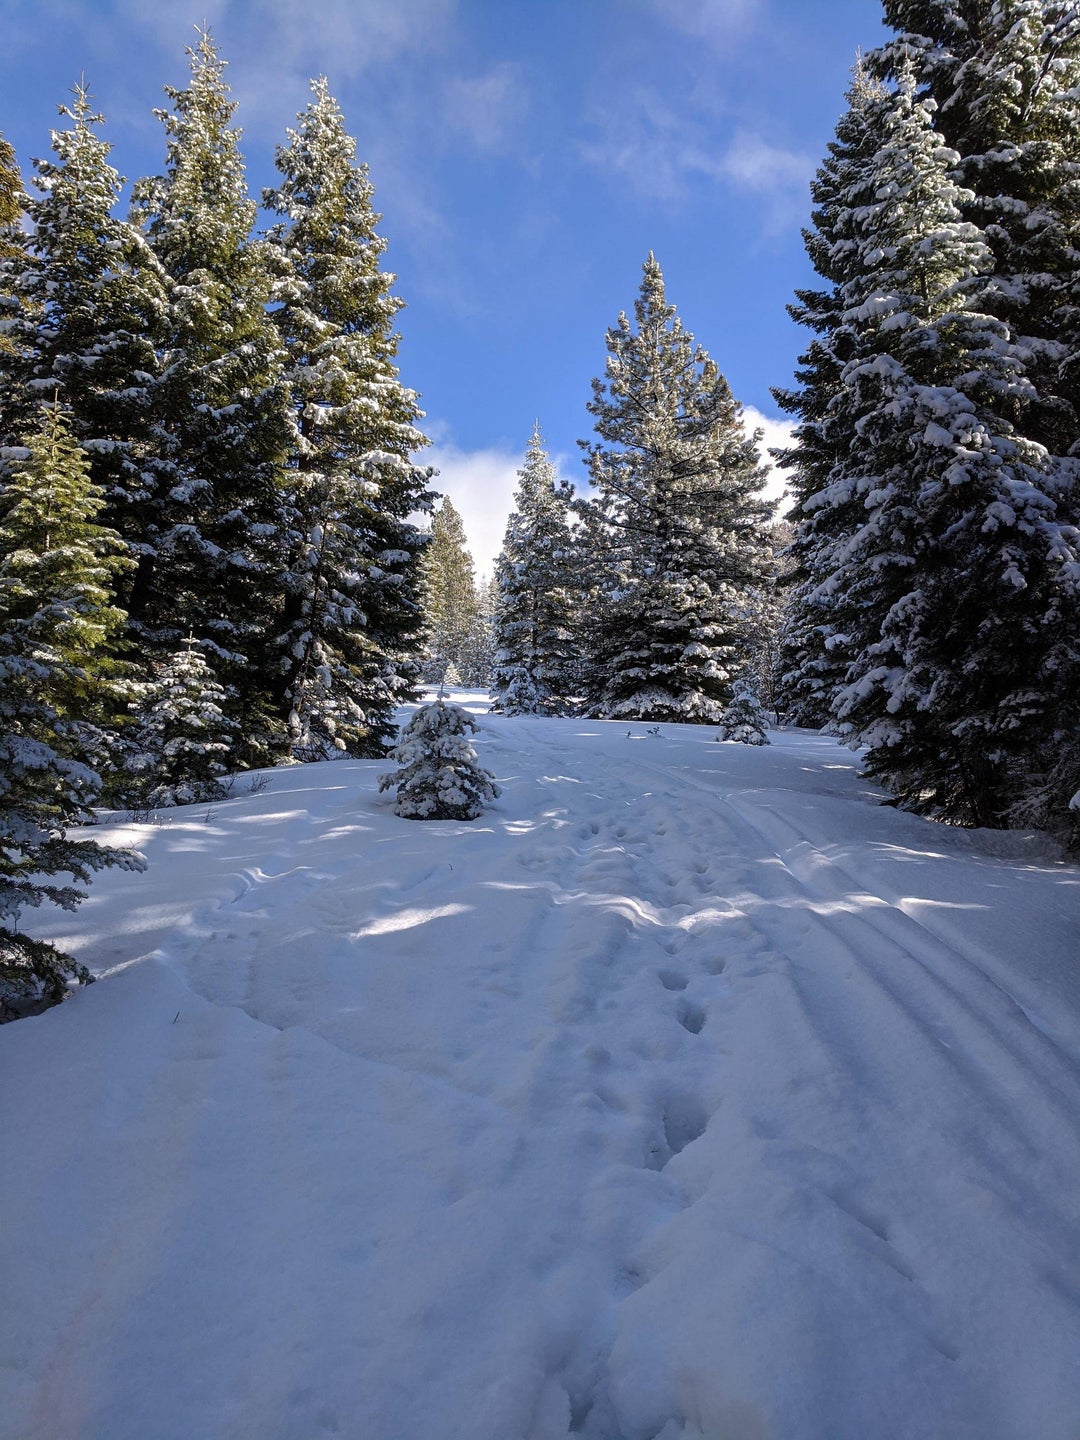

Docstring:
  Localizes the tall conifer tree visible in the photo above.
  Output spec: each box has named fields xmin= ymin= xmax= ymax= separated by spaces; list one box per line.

xmin=491 ymin=424 xmax=577 ymax=715
xmin=0 ymin=131 xmax=24 ymax=362
xmin=1 ymin=86 xmax=167 ymax=557
xmin=0 ymin=409 xmax=142 ymax=1016
xmin=420 ymin=498 xmax=482 ymax=685
xmin=793 ymin=69 xmax=1075 ymax=824
xmin=263 ymin=79 xmax=433 ymax=757
xmin=579 ymin=255 xmax=772 ymax=722
xmin=130 ymin=32 xmax=288 ymax=754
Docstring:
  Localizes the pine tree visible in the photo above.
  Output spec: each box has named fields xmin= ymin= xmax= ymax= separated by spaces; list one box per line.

xmin=1 ymin=85 xmax=166 ymax=533
xmin=0 ymin=409 xmax=143 ymax=1017
xmin=379 ymin=699 xmax=500 ymax=820
xmin=0 ymin=130 xmax=25 ymax=361
xmin=870 ymin=1 xmax=1080 ymax=837
xmin=420 ymin=497 xmax=482 ymax=684
xmin=130 ymin=31 xmax=289 ymax=754
xmin=740 ymin=519 xmax=793 ymax=725
xmin=772 ymin=65 xmax=891 ymax=728
xmin=578 ymin=254 xmax=773 ymax=722
xmin=262 ymin=79 xmax=433 ymax=759
xmin=876 ymin=1 xmax=1080 ymax=460
xmin=490 ymin=424 xmax=577 ymax=715
xmin=806 ymin=69 xmax=1075 ymax=825
xmin=719 ymin=680 xmax=770 ymax=745
xmin=130 ymin=640 xmax=237 ymax=807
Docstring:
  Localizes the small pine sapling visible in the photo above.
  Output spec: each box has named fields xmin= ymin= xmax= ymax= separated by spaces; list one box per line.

xmin=131 ymin=641 xmax=238 ymax=806
xmin=719 ymin=680 xmax=771 ymax=745
xmin=379 ymin=700 xmax=500 ymax=820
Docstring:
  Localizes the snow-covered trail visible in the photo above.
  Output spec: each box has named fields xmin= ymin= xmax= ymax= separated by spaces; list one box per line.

xmin=4 ymin=700 xmax=1080 ymax=1440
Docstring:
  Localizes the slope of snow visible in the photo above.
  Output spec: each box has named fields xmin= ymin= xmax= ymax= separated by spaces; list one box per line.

xmin=3 ymin=695 xmax=1079 ymax=1440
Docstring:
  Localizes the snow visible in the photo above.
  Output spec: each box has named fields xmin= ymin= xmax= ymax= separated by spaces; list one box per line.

xmin=3 ymin=691 xmax=1080 ymax=1440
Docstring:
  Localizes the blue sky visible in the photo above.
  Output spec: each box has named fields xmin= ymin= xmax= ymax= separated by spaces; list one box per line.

xmin=1 ymin=0 xmax=887 ymax=572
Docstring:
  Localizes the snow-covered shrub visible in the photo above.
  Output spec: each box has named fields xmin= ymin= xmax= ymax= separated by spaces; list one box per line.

xmin=379 ymin=700 xmax=500 ymax=820
xmin=130 ymin=643 xmax=237 ymax=807
xmin=719 ymin=680 xmax=770 ymax=745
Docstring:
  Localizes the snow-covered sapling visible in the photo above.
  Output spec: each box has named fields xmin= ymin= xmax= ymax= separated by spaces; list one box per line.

xmin=130 ymin=642 xmax=238 ymax=807
xmin=719 ymin=680 xmax=770 ymax=745
xmin=379 ymin=700 xmax=500 ymax=820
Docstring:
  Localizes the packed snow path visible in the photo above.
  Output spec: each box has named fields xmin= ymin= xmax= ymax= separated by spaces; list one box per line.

xmin=4 ymin=698 xmax=1080 ymax=1440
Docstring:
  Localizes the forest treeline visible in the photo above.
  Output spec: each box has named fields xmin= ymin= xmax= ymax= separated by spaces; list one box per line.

xmin=2 ymin=1 xmax=1078 ymax=1014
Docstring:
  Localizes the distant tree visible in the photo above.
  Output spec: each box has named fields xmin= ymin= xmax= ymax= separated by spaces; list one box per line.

xmin=578 ymin=254 xmax=773 ymax=722
xmin=263 ymin=78 xmax=433 ymax=759
xmin=739 ymin=519 xmax=793 ymax=726
xmin=420 ymin=497 xmax=482 ymax=684
xmin=379 ymin=699 xmax=500 ymax=820
xmin=719 ymin=680 xmax=770 ymax=745
xmin=130 ymin=31 xmax=289 ymax=756
xmin=490 ymin=424 xmax=577 ymax=715
xmin=130 ymin=641 xmax=237 ymax=807
xmin=0 ymin=409 xmax=143 ymax=1017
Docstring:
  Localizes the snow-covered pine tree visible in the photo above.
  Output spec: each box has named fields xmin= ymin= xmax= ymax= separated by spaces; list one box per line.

xmin=739 ymin=519 xmax=793 ymax=725
xmin=811 ymin=69 xmax=1076 ymax=825
xmin=772 ymin=64 xmax=891 ymax=728
xmin=130 ymin=31 xmax=289 ymax=758
xmin=1 ymin=85 xmax=167 ymax=552
xmin=420 ymin=497 xmax=483 ymax=685
xmin=490 ymin=424 xmax=577 ymax=715
xmin=871 ymin=0 xmax=1080 ymax=838
xmin=876 ymin=0 xmax=1080 ymax=461
xmin=378 ymin=699 xmax=500 ymax=820
xmin=130 ymin=640 xmax=237 ymax=807
xmin=0 ymin=408 xmax=143 ymax=1017
xmin=578 ymin=254 xmax=773 ymax=722
xmin=262 ymin=79 xmax=433 ymax=760
xmin=0 ymin=130 xmax=24 ymax=360
xmin=719 ymin=680 xmax=770 ymax=745
xmin=470 ymin=574 xmax=499 ymax=690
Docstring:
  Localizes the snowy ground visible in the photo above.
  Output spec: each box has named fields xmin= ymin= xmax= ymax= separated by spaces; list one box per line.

xmin=4 ymin=693 xmax=1080 ymax=1440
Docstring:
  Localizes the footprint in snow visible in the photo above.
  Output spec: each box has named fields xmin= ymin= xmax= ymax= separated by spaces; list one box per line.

xmin=677 ymin=999 xmax=706 ymax=1035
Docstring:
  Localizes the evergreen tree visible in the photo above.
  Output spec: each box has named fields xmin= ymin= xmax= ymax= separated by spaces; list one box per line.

xmin=804 ymin=69 xmax=1075 ymax=825
xmin=719 ymin=680 xmax=770 ymax=745
xmin=490 ymin=424 xmax=577 ymax=715
xmin=0 ymin=130 xmax=25 ymax=360
xmin=0 ymin=409 xmax=143 ymax=1017
xmin=869 ymin=0 xmax=1080 ymax=836
xmin=263 ymin=79 xmax=433 ymax=759
xmin=740 ymin=519 xmax=793 ymax=725
xmin=772 ymin=65 xmax=891 ymax=728
xmin=420 ymin=497 xmax=482 ymax=684
xmin=1 ymin=86 xmax=166 ymax=533
xmin=130 ymin=640 xmax=237 ymax=807
xmin=578 ymin=254 xmax=772 ymax=722
xmin=876 ymin=0 xmax=1080 ymax=460
xmin=471 ymin=575 xmax=499 ymax=689
xmin=379 ymin=699 xmax=500 ymax=820
xmin=130 ymin=31 xmax=289 ymax=754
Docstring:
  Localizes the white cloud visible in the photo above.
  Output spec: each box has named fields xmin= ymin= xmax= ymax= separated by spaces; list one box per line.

xmin=742 ymin=405 xmax=796 ymax=513
xmin=425 ymin=440 xmax=524 ymax=579
xmin=648 ymin=0 xmax=762 ymax=45
xmin=443 ymin=62 xmax=529 ymax=155
xmin=582 ymin=91 xmax=812 ymax=226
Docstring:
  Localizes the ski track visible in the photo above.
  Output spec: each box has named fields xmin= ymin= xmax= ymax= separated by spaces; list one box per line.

xmin=3 ymin=700 xmax=1080 ymax=1440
